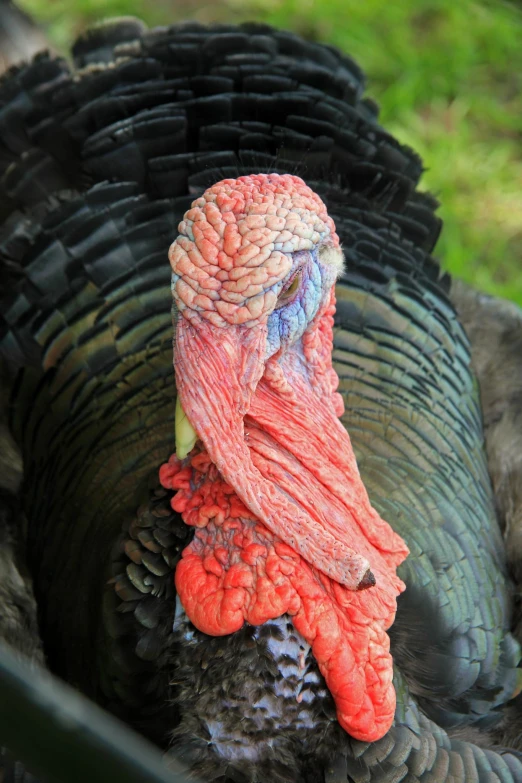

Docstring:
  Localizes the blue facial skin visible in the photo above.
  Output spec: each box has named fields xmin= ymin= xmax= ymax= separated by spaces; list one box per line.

xmin=266 ymin=247 xmax=334 ymax=359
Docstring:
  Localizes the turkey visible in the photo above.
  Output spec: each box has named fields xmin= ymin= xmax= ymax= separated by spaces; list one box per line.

xmin=1 ymin=17 xmax=522 ymax=783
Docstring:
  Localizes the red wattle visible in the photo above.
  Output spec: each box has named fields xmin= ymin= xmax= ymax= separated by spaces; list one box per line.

xmin=160 ymin=450 xmax=402 ymax=741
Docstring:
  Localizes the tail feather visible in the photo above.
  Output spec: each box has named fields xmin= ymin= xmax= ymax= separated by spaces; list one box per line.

xmin=0 ymin=20 xmax=440 ymax=254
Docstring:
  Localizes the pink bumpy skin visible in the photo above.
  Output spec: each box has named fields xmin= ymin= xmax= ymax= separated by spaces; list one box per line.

xmin=161 ymin=174 xmax=409 ymax=742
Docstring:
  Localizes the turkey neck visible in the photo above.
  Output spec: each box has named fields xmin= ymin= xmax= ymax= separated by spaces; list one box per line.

xmin=10 ymin=338 xmax=175 ymax=696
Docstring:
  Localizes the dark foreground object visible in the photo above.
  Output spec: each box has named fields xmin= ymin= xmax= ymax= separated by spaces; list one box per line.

xmin=0 ymin=641 xmax=194 ymax=783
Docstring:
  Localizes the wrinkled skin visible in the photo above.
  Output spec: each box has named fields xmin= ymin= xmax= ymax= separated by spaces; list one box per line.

xmin=163 ymin=174 xmax=408 ymax=741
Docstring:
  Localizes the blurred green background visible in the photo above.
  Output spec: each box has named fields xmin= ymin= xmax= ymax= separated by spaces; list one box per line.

xmin=18 ymin=0 xmax=522 ymax=304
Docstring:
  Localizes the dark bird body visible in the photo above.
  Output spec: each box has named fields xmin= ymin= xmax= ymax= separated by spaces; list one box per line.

xmin=1 ymin=19 xmax=522 ymax=782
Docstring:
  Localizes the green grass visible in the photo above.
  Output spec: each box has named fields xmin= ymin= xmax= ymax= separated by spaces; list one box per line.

xmin=18 ymin=0 xmax=522 ymax=304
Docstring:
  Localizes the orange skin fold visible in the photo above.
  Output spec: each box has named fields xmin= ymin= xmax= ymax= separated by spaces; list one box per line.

xmin=161 ymin=174 xmax=409 ymax=741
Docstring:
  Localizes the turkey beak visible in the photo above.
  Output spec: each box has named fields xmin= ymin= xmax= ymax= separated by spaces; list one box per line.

xmin=174 ymin=315 xmax=266 ymax=471
xmin=175 ymin=395 xmax=198 ymax=460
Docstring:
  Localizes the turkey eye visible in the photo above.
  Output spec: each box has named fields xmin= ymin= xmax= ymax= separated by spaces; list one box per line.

xmin=276 ymin=271 xmax=301 ymax=308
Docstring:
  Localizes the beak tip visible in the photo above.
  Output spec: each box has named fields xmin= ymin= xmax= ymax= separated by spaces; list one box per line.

xmin=175 ymin=395 xmax=198 ymax=460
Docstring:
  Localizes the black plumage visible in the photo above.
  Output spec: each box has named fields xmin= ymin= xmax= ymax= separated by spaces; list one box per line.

xmin=1 ymin=19 xmax=522 ymax=783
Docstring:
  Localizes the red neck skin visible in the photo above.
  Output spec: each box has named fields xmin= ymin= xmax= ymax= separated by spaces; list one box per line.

xmin=160 ymin=291 xmax=408 ymax=742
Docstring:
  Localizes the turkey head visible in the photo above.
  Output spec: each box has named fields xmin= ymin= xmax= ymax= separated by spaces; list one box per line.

xmin=160 ymin=173 xmax=409 ymax=742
